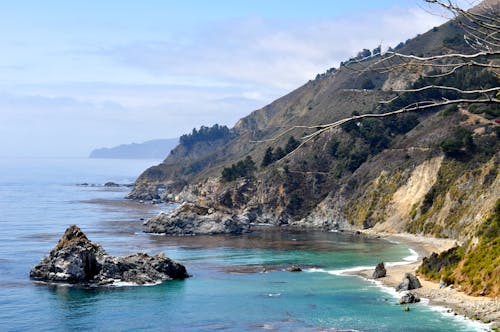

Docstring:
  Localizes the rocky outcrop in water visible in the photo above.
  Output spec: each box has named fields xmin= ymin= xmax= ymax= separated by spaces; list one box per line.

xmin=372 ymin=262 xmax=386 ymax=279
xmin=286 ymin=265 xmax=302 ymax=272
xmin=143 ymin=202 xmax=250 ymax=235
xmin=30 ymin=225 xmax=189 ymax=286
xmin=396 ymin=273 xmax=422 ymax=291
xmin=398 ymin=292 xmax=421 ymax=304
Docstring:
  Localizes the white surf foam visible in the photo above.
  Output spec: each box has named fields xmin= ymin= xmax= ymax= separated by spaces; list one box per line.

xmin=111 ymin=280 xmax=162 ymax=287
xmin=305 ymin=247 xmax=492 ymax=331
xmin=306 ymin=247 xmax=418 ymax=277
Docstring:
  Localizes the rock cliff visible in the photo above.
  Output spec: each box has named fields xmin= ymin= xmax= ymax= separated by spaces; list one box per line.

xmin=127 ymin=6 xmax=499 ymax=295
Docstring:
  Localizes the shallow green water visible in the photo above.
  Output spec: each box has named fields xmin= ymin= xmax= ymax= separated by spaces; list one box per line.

xmin=0 ymin=158 xmax=488 ymax=331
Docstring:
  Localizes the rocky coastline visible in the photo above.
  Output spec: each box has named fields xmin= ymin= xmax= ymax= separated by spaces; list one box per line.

xmin=126 ymin=189 xmax=500 ymax=326
xmin=143 ymin=202 xmax=251 ymax=235
xmin=30 ymin=225 xmax=189 ymax=286
xmin=353 ymin=231 xmax=500 ymax=328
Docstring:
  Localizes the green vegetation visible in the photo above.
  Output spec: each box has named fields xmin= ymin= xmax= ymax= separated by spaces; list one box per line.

xmin=440 ymin=105 xmax=458 ymax=116
xmin=361 ymin=78 xmax=375 ymax=90
xmin=261 ymin=136 xmax=300 ymax=168
xmin=468 ymin=104 xmax=500 ymax=120
xmin=411 ymin=129 xmax=499 ymax=235
xmin=418 ymin=199 xmax=500 ymax=296
xmin=342 ymin=114 xmax=419 ymax=155
xmin=440 ymin=127 xmax=474 ymax=158
xmin=180 ymin=124 xmax=231 ymax=148
xmin=411 ymin=157 xmax=471 ymax=234
xmin=261 ymin=147 xmax=275 ymax=168
xmin=443 ymin=33 xmax=464 ymax=47
xmin=420 ymin=187 xmax=437 ymax=214
xmin=418 ymin=246 xmax=465 ymax=285
xmin=221 ymin=156 xmax=256 ymax=182
xmin=287 ymin=192 xmax=304 ymax=215
xmin=346 ymin=171 xmax=403 ymax=228
xmin=329 ymin=114 xmax=419 ymax=176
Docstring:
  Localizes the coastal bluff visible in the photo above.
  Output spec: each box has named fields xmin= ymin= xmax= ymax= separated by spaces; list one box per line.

xmin=30 ymin=225 xmax=189 ymax=286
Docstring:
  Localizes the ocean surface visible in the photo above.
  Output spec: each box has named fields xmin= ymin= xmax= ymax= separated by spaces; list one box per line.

xmin=0 ymin=157 xmax=488 ymax=331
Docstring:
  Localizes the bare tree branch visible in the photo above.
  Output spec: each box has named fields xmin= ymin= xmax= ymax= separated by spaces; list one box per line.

xmin=270 ymin=97 xmax=499 ymax=162
xmin=254 ymin=1 xmax=500 ymax=163
xmin=393 ymin=85 xmax=500 ymax=95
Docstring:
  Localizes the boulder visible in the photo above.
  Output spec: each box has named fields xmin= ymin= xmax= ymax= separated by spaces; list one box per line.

xmin=398 ymin=292 xmax=421 ymax=304
xmin=286 ymin=265 xmax=302 ymax=272
xmin=143 ymin=202 xmax=250 ymax=235
xmin=30 ymin=225 xmax=188 ymax=286
xmin=396 ymin=273 xmax=422 ymax=291
xmin=439 ymin=279 xmax=448 ymax=289
xmin=372 ymin=262 xmax=386 ymax=278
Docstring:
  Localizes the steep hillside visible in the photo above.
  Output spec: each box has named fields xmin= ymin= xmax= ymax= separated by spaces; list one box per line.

xmin=128 ymin=9 xmax=499 ymax=295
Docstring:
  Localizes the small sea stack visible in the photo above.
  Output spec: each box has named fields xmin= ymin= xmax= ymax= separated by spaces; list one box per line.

xmin=30 ymin=225 xmax=189 ymax=286
xmin=372 ymin=262 xmax=386 ymax=279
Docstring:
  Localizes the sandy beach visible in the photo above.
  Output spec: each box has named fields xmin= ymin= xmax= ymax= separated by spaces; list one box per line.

xmin=355 ymin=231 xmax=500 ymax=328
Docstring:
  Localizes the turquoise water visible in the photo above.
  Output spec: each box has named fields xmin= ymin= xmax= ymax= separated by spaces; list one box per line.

xmin=0 ymin=158 xmax=486 ymax=331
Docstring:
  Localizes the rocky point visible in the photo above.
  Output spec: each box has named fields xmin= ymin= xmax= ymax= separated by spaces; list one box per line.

xmin=143 ymin=202 xmax=250 ymax=235
xmin=30 ymin=225 xmax=189 ymax=286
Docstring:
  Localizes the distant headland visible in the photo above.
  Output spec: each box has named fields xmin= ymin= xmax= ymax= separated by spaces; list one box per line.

xmin=89 ymin=138 xmax=178 ymax=159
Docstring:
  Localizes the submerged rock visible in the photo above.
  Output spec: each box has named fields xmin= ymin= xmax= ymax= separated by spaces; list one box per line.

xmin=396 ymin=273 xmax=422 ymax=291
xmin=372 ymin=262 xmax=386 ymax=278
xmin=286 ymin=265 xmax=302 ymax=272
xmin=398 ymin=292 xmax=421 ymax=304
xmin=143 ymin=202 xmax=250 ymax=235
xmin=30 ymin=225 xmax=188 ymax=286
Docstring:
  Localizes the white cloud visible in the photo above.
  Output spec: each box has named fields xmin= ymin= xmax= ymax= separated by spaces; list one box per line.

xmin=102 ymin=6 xmax=446 ymax=90
xmin=0 ymin=4 xmax=449 ymax=157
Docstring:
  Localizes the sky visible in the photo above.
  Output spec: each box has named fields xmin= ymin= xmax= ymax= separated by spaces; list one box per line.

xmin=0 ymin=0 xmax=474 ymax=157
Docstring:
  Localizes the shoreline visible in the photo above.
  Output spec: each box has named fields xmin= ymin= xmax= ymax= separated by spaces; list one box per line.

xmin=354 ymin=230 xmax=500 ymax=328
xmin=92 ymin=198 xmax=500 ymax=327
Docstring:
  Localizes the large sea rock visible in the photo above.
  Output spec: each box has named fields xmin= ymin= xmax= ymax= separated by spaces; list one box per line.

xmin=143 ymin=202 xmax=250 ymax=235
xmin=396 ymin=273 xmax=422 ymax=291
xmin=372 ymin=262 xmax=387 ymax=279
xmin=30 ymin=225 xmax=189 ymax=286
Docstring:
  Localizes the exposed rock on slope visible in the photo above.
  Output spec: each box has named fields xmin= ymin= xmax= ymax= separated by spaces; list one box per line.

xmin=128 ymin=16 xmax=499 ymax=240
xmin=144 ymin=202 xmax=250 ymax=235
xmin=30 ymin=225 xmax=189 ymax=286
xmin=128 ymin=7 xmax=499 ymax=295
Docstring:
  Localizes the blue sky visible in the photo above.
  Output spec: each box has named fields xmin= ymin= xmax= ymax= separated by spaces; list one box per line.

xmin=0 ymin=0 xmax=468 ymax=157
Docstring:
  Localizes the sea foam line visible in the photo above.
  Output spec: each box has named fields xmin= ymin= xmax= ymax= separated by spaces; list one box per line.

xmin=306 ymin=248 xmax=419 ymax=276
xmin=305 ymin=248 xmax=492 ymax=331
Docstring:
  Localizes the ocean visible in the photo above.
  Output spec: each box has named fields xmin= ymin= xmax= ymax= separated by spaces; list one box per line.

xmin=0 ymin=157 xmax=488 ymax=331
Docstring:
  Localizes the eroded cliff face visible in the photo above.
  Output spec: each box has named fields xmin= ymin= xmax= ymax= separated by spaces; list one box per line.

xmin=127 ymin=15 xmax=500 ymax=241
xmin=133 ymin=107 xmax=499 ymax=243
